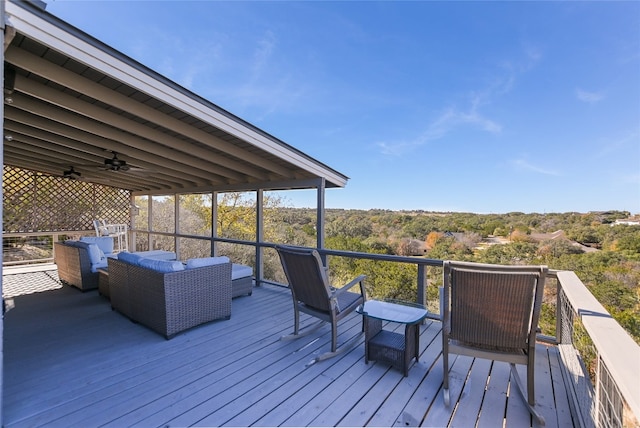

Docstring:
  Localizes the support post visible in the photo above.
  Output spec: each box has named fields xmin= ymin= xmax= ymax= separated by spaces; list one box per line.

xmin=316 ymin=178 xmax=326 ymax=264
xmin=1 ymin=1 xmax=7 ymax=423
xmin=417 ymin=264 xmax=427 ymax=308
xmin=211 ymin=191 xmax=218 ymax=256
xmin=148 ymin=196 xmax=154 ymax=250
xmin=174 ymin=194 xmax=180 ymax=257
xmin=256 ymin=189 xmax=264 ymax=286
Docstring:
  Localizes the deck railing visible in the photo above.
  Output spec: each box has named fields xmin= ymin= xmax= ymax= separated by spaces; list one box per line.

xmin=555 ymin=270 xmax=640 ymax=428
xmin=3 ymin=230 xmax=639 ymax=427
xmin=121 ymin=231 xmax=640 ymax=427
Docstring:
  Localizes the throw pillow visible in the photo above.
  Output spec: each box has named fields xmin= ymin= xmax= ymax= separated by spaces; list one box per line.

xmin=70 ymin=241 xmax=103 ymax=265
xmin=80 ymin=236 xmax=114 ymax=255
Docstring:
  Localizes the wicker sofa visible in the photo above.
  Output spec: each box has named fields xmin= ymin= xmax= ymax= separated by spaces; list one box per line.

xmin=108 ymin=257 xmax=232 ymax=339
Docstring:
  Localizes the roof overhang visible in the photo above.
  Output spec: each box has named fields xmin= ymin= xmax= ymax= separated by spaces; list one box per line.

xmin=2 ymin=0 xmax=348 ymax=196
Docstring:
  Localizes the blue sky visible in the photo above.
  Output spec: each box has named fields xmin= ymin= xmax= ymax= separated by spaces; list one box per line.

xmin=46 ymin=1 xmax=640 ymax=214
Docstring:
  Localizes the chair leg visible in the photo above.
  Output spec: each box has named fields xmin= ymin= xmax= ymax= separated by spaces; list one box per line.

xmin=443 ymin=338 xmax=450 ymax=406
xmin=331 ymin=320 xmax=338 ymax=352
xmin=281 ymin=306 xmax=326 ymax=341
xmin=527 ymin=359 xmax=535 ymax=406
xmin=510 ymin=364 xmax=546 ymax=426
xmin=293 ymin=306 xmax=300 ymax=335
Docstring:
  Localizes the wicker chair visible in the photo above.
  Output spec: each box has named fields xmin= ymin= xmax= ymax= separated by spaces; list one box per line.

xmin=276 ymin=245 xmax=367 ymax=363
xmin=442 ymin=260 xmax=547 ymax=425
xmin=54 ymin=241 xmax=100 ymax=291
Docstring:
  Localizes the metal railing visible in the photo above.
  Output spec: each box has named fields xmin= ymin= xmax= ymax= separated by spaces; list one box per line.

xmin=2 ymin=231 xmax=94 ymax=265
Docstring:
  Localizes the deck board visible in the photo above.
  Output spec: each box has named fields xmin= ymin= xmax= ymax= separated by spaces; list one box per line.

xmin=2 ymin=270 xmax=575 ymax=427
xmin=449 ymin=358 xmax=492 ymax=427
xmin=367 ymin=327 xmax=441 ymax=427
xmin=476 ymin=360 xmax=512 ymax=428
xmin=548 ymin=347 xmax=575 ymax=427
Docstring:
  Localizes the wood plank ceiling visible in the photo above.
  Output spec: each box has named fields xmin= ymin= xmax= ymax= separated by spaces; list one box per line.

xmin=2 ymin=0 xmax=348 ymax=195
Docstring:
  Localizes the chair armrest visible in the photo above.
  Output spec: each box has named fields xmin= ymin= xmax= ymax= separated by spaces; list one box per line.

xmin=334 ymin=274 xmax=367 ymax=299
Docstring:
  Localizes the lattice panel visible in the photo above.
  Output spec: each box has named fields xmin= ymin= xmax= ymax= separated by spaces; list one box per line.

xmin=3 ymin=166 xmax=131 ymax=233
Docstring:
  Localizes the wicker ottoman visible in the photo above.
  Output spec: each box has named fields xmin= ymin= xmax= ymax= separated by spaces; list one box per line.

xmin=231 ymin=264 xmax=253 ymax=298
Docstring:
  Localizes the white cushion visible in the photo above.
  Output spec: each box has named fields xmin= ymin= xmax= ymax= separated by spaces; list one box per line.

xmin=133 ymin=250 xmax=176 ymax=261
xmin=90 ymin=259 xmax=108 ymax=273
xmin=138 ymin=258 xmax=185 ymax=273
xmin=185 ymin=256 xmax=230 ymax=269
xmin=69 ymin=241 xmax=103 ymax=266
xmin=232 ymin=264 xmax=253 ymax=280
xmin=117 ymin=251 xmax=143 ymax=265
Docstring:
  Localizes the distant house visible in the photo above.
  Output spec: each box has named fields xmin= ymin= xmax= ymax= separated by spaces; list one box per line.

xmin=443 ymin=231 xmax=466 ymax=241
xmin=612 ymin=218 xmax=640 ymax=226
xmin=405 ymin=239 xmax=427 ymax=255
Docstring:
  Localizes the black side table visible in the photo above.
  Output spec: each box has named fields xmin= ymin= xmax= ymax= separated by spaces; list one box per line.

xmin=357 ymin=300 xmax=428 ymax=376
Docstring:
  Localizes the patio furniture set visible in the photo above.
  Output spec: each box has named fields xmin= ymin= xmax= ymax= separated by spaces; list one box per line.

xmin=53 ymin=239 xmax=546 ymax=421
xmin=275 ymin=245 xmax=547 ymax=424
xmin=54 ymin=236 xmax=254 ymax=339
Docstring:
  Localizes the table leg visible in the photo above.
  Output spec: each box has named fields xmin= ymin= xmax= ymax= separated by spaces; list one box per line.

xmin=414 ymin=322 xmax=420 ymax=361
xmin=364 ymin=317 xmax=382 ymax=364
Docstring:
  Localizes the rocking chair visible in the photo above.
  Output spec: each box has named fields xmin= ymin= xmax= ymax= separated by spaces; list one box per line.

xmin=276 ymin=245 xmax=367 ymax=362
xmin=442 ymin=260 xmax=548 ymax=425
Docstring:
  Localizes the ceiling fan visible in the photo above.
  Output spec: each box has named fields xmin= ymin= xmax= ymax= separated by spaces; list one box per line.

xmin=103 ymin=152 xmax=130 ymax=171
xmin=63 ymin=166 xmax=81 ymax=179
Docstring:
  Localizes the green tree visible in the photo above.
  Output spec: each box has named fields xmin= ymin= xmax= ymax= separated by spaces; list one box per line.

xmin=476 ymin=241 xmax=539 ymax=265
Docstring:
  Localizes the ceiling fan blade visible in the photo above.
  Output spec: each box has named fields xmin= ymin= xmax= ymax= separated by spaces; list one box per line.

xmin=63 ymin=166 xmax=81 ymax=179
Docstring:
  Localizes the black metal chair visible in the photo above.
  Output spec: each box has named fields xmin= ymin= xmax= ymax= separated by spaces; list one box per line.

xmin=442 ymin=260 xmax=548 ymax=425
xmin=276 ymin=245 xmax=367 ymax=362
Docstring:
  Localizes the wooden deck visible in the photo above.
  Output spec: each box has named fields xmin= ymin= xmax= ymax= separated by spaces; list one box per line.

xmin=3 ymin=269 xmax=574 ymax=427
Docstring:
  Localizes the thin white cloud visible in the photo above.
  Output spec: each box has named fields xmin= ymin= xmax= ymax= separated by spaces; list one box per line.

xmin=222 ymin=30 xmax=308 ymax=120
xmin=511 ymin=159 xmax=560 ymax=176
xmin=576 ymin=88 xmax=605 ymax=104
xmin=377 ymin=47 xmax=539 ymax=156
xmin=252 ymin=31 xmax=276 ymax=78
xmin=494 ymin=44 xmax=542 ymax=95
xmin=376 ymin=102 xmax=502 ymax=156
xmin=593 ymin=130 xmax=640 ymax=158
